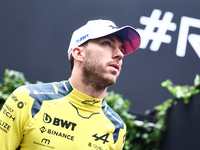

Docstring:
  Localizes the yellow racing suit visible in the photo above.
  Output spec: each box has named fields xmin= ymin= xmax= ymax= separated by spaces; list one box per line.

xmin=0 ymin=79 xmax=126 ymax=150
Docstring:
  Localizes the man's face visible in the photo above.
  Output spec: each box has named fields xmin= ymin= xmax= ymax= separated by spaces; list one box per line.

xmin=82 ymin=34 xmax=125 ymax=90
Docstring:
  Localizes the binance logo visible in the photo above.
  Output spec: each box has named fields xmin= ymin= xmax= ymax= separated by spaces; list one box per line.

xmin=40 ymin=126 xmax=47 ymax=133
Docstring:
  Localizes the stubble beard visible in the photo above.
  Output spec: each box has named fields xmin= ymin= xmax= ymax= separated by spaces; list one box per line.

xmin=82 ymin=51 xmax=119 ymax=91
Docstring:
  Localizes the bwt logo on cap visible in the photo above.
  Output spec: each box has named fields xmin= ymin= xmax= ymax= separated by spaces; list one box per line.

xmin=76 ymin=34 xmax=89 ymax=43
xmin=109 ymin=25 xmax=118 ymax=29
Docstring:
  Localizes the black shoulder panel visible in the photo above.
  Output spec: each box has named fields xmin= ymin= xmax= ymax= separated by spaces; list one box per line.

xmin=26 ymin=80 xmax=73 ymax=117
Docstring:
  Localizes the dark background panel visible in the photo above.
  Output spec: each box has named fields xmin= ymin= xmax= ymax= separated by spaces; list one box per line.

xmin=0 ymin=0 xmax=200 ymax=114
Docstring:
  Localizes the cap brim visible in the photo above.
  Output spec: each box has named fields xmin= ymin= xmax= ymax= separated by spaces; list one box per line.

xmin=114 ymin=26 xmax=141 ymax=55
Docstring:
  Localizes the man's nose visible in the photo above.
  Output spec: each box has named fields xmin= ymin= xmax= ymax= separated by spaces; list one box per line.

xmin=113 ymin=47 xmax=124 ymax=60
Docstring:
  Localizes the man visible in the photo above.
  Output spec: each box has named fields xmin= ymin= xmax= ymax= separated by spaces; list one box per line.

xmin=0 ymin=19 xmax=141 ymax=149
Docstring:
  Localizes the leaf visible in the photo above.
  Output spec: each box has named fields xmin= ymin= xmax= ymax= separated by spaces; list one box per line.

xmin=194 ymin=74 xmax=200 ymax=87
xmin=161 ymin=80 xmax=172 ymax=87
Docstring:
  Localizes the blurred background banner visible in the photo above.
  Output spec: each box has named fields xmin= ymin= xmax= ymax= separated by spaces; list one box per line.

xmin=0 ymin=0 xmax=200 ymax=114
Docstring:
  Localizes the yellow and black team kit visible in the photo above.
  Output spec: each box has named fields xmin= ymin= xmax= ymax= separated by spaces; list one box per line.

xmin=0 ymin=79 xmax=126 ymax=150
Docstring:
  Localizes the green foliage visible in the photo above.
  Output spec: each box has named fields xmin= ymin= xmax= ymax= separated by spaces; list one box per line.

xmin=161 ymin=75 xmax=200 ymax=104
xmin=105 ymin=91 xmax=136 ymax=150
xmin=104 ymin=75 xmax=200 ymax=150
xmin=105 ymin=91 xmax=161 ymax=150
xmin=0 ymin=69 xmax=30 ymax=109
xmin=154 ymin=98 xmax=174 ymax=138
xmin=194 ymin=74 xmax=200 ymax=88
xmin=0 ymin=69 xmax=42 ymax=109
xmin=0 ymin=69 xmax=200 ymax=150
xmin=152 ymin=74 xmax=200 ymax=148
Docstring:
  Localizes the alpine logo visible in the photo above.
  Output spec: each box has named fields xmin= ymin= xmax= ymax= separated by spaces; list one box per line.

xmin=82 ymin=100 xmax=100 ymax=106
xmin=92 ymin=133 xmax=109 ymax=144
xmin=43 ymin=113 xmax=77 ymax=131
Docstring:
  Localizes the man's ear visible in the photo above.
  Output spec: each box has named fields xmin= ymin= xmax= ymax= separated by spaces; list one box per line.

xmin=72 ymin=47 xmax=84 ymax=62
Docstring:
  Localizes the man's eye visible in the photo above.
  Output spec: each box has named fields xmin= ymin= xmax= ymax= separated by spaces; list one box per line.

xmin=104 ymin=42 xmax=111 ymax=46
xmin=120 ymin=49 xmax=124 ymax=54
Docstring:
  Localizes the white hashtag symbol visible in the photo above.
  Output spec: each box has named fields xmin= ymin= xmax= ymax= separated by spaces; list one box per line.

xmin=137 ymin=9 xmax=177 ymax=51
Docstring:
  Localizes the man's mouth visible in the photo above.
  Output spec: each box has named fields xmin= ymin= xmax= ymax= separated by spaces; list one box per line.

xmin=108 ymin=63 xmax=120 ymax=72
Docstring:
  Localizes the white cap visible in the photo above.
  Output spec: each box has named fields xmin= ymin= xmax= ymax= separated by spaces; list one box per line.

xmin=68 ymin=19 xmax=141 ymax=59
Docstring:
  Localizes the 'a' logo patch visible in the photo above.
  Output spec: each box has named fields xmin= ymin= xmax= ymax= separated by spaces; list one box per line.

xmin=82 ymin=100 xmax=100 ymax=106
